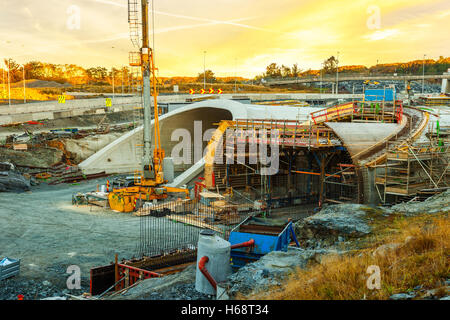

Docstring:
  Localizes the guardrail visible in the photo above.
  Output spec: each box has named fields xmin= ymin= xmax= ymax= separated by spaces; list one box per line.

xmin=310 ymin=102 xmax=357 ymax=124
xmin=264 ymin=73 xmax=450 ymax=83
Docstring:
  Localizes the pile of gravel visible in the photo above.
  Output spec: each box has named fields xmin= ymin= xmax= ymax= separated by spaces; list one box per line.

xmin=0 ymin=277 xmax=85 ymax=300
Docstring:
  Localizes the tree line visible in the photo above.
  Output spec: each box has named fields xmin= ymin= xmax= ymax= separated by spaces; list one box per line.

xmin=1 ymin=56 xmax=448 ymax=86
xmin=259 ymin=56 xmax=450 ymax=79
xmin=0 ymin=59 xmax=133 ymax=86
xmin=0 ymin=59 xmax=248 ymax=86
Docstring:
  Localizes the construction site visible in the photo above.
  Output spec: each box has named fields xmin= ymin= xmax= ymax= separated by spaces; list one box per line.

xmin=1 ymin=0 xmax=449 ymax=303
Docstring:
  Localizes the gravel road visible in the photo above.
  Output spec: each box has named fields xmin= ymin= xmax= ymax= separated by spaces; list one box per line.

xmin=0 ymin=179 xmax=144 ymax=299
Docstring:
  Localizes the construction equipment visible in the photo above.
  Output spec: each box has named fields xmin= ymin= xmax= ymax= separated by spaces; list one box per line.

xmin=108 ymin=0 xmax=189 ymax=212
xmin=364 ymin=80 xmax=380 ymax=86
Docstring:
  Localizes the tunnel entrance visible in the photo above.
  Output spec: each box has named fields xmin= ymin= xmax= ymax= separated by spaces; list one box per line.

xmin=160 ymin=107 xmax=233 ymax=172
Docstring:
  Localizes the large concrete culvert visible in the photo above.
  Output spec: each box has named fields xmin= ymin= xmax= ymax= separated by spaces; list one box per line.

xmin=79 ymin=100 xmax=247 ymax=175
xmin=161 ymin=107 xmax=233 ymax=172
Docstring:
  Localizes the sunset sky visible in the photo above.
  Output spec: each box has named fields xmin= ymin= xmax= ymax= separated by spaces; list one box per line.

xmin=0 ymin=0 xmax=449 ymax=77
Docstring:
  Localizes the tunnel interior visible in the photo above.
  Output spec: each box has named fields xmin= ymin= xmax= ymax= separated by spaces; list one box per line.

xmin=158 ymin=107 xmax=233 ymax=172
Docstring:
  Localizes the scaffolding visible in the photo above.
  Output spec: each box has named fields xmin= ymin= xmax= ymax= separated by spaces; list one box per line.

xmin=375 ymin=138 xmax=449 ymax=203
xmin=128 ymin=0 xmax=141 ymax=48
xmin=309 ymin=100 xmax=403 ymax=125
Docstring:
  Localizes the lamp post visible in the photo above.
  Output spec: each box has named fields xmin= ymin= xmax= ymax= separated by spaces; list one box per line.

xmin=320 ymin=62 xmax=323 ymax=94
xmin=203 ymin=51 xmax=206 ymax=91
xmin=2 ymin=66 xmax=4 ymax=100
xmin=122 ymin=66 xmax=124 ymax=94
xmin=22 ymin=64 xmax=26 ymax=104
xmin=234 ymin=58 xmax=237 ymax=93
xmin=7 ymin=59 xmax=11 ymax=107
xmin=112 ymin=67 xmax=115 ymax=100
xmin=422 ymin=54 xmax=426 ymax=94
xmin=336 ymin=51 xmax=339 ymax=94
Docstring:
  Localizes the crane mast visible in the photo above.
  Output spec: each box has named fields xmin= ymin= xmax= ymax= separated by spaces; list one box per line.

xmin=140 ymin=0 xmax=163 ymax=185
xmin=106 ymin=0 xmax=188 ymax=213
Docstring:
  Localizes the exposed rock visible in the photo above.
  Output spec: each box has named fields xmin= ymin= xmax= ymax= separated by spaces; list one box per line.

xmin=294 ymin=204 xmax=374 ymax=247
xmin=0 ymin=162 xmax=31 ymax=192
xmin=389 ymin=292 xmax=416 ymax=300
xmin=221 ymin=247 xmax=342 ymax=299
xmin=0 ymin=148 xmax=63 ymax=168
xmin=387 ymin=189 xmax=450 ymax=216
xmin=372 ymin=243 xmax=402 ymax=257
xmin=420 ymin=286 xmax=450 ymax=300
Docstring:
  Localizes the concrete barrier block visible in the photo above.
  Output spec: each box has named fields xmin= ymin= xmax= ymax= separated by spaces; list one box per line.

xmin=32 ymin=112 xmax=54 ymax=121
xmin=0 ymin=115 xmax=13 ymax=125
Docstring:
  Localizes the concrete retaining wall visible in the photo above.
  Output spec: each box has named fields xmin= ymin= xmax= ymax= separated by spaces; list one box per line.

xmin=0 ymin=93 xmax=362 ymax=125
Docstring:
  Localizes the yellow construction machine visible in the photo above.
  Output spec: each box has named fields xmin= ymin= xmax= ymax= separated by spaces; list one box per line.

xmin=108 ymin=0 xmax=189 ymax=212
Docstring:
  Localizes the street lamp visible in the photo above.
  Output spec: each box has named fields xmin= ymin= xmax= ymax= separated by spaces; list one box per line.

xmin=122 ymin=66 xmax=124 ymax=94
xmin=22 ymin=64 xmax=26 ymax=104
xmin=422 ymin=54 xmax=426 ymax=94
xmin=336 ymin=51 xmax=339 ymax=94
xmin=7 ymin=59 xmax=11 ymax=107
xmin=234 ymin=58 xmax=237 ymax=93
xmin=2 ymin=64 xmax=4 ymax=100
xmin=320 ymin=62 xmax=323 ymax=94
xmin=203 ymin=51 xmax=206 ymax=91
xmin=112 ymin=67 xmax=115 ymax=100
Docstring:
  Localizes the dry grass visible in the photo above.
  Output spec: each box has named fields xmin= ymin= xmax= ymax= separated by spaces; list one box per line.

xmin=0 ymin=87 xmax=74 ymax=101
xmin=244 ymin=214 xmax=449 ymax=300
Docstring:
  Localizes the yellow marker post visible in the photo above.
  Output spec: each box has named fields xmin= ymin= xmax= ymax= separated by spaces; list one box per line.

xmin=58 ymin=95 xmax=66 ymax=104
xmin=105 ymin=98 xmax=112 ymax=107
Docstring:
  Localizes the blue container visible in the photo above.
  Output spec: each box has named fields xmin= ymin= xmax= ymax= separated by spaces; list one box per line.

xmin=364 ymin=88 xmax=396 ymax=102
xmin=229 ymin=217 xmax=299 ymax=269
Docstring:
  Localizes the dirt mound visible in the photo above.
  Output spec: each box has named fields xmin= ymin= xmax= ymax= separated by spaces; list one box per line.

xmin=0 ymin=147 xmax=63 ymax=168
xmin=11 ymin=79 xmax=71 ymax=89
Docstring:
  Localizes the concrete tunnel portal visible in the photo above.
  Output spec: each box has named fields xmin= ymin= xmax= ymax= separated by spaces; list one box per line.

xmin=79 ymin=99 xmax=415 ymax=206
xmin=161 ymin=107 xmax=233 ymax=172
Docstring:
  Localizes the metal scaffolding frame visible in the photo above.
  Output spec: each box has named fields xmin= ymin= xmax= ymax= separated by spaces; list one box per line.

xmin=375 ymin=138 xmax=449 ymax=203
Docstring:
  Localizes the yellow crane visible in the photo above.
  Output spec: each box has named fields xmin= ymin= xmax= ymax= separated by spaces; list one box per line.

xmin=108 ymin=0 xmax=188 ymax=212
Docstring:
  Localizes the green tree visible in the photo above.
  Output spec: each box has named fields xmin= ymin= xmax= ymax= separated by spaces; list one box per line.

xmin=281 ymin=64 xmax=292 ymax=78
xmin=197 ymin=69 xmax=216 ymax=83
xmin=4 ymin=58 xmax=21 ymax=82
xmin=323 ymin=56 xmax=338 ymax=74
xmin=291 ymin=63 xmax=301 ymax=77
xmin=265 ymin=63 xmax=282 ymax=78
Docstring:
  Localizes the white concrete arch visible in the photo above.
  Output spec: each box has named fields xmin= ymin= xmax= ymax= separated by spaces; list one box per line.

xmin=79 ymin=99 xmax=250 ymax=175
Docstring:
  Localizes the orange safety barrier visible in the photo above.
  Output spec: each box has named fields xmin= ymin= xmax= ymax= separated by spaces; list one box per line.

xmin=116 ymin=264 xmax=161 ymax=291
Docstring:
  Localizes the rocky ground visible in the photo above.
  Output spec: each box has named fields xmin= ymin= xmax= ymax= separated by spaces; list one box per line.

xmin=105 ymin=190 xmax=449 ymax=301
xmin=0 ymin=277 xmax=85 ymax=300
xmin=109 ymin=265 xmax=212 ymax=300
